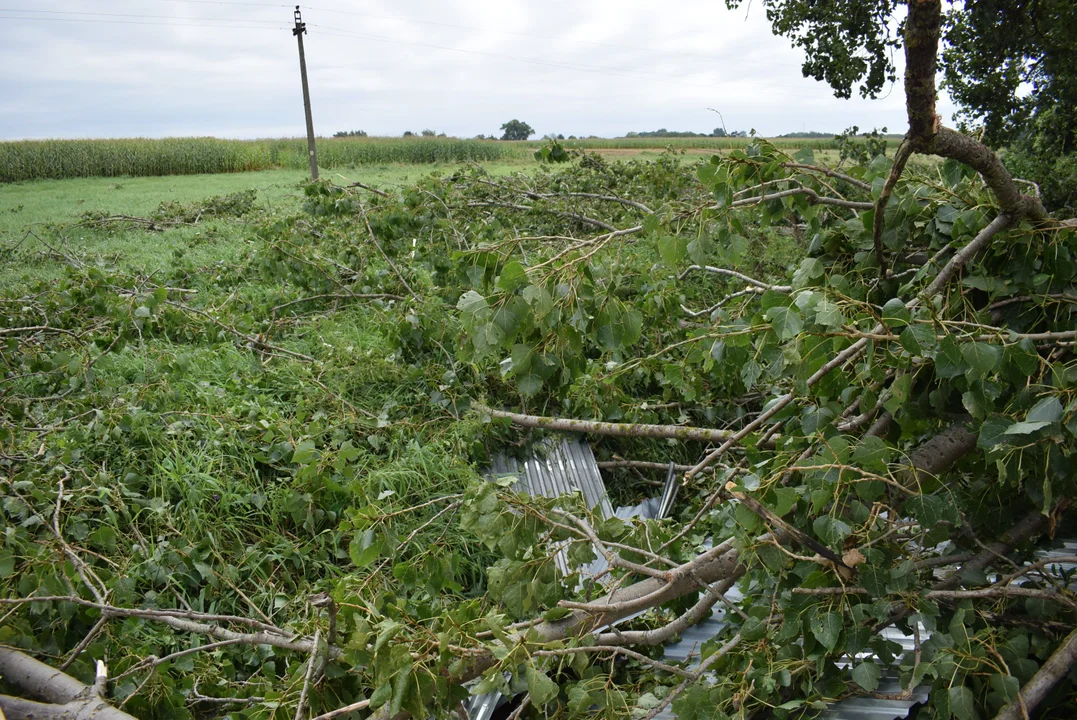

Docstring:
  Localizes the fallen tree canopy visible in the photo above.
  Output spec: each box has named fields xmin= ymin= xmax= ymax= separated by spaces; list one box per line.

xmin=4 ymin=4 xmax=1077 ymax=720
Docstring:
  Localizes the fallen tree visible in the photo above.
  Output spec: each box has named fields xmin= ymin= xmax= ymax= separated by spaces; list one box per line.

xmin=2 ymin=2 xmax=1077 ymax=718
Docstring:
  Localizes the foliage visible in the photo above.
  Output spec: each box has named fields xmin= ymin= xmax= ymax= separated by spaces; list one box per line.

xmin=334 ymin=130 xmax=369 ymax=138
xmin=624 ymin=129 xmax=744 ymax=138
xmin=724 ymin=0 xmax=902 ymax=99
xmin=500 ymin=120 xmax=536 ymax=141
xmin=2 ymin=140 xmax=1077 ymax=720
xmin=942 ymin=0 xmax=1077 ymax=150
xmin=834 ymin=125 xmax=889 ymax=165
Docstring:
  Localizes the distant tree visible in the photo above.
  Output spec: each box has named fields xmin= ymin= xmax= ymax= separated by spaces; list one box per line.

xmin=333 ymin=130 xmax=367 ymax=138
xmin=556 ymin=133 xmax=565 ymax=140
xmin=729 ymin=130 xmax=748 ymax=137
xmin=711 ymin=127 xmax=728 ymax=137
xmin=421 ymin=129 xmax=436 ymax=137
xmin=437 ymin=133 xmax=447 ymax=138
xmin=474 ymin=134 xmax=486 ymax=140
xmin=500 ymin=119 xmax=535 ymax=141
xmin=403 ymin=131 xmax=415 ymax=137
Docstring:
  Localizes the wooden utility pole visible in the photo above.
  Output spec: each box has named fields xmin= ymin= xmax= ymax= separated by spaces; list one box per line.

xmin=292 ymin=5 xmax=318 ymax=180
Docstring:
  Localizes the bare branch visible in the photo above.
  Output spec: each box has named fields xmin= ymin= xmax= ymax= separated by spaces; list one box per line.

xmin=473 ymin=402 xmax=736 ymax=443
xmin=677 ymin=264 xmax=792 ymax=292
xmin=994 ymin=628 xmax=1077 ymax=720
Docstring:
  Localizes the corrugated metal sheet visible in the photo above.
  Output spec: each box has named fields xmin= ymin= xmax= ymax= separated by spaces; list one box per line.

xmin=487 ymin=439 xmax=614 ymax=519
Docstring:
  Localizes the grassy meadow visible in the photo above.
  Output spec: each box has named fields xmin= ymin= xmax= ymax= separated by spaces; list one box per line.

xmin=0 ymin=161 xmax=532 ymax=289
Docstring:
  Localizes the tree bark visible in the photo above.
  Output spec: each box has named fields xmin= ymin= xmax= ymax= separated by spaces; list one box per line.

xmin=903 ymin=0 xmax=1048 ymax=221
xmin=993 ymin=627 xmax=1077 ymax=720
xmin=0 ymin=648 xmax=137 ymax=720
xmin=473 ymin=402 xmax=753 ymax=445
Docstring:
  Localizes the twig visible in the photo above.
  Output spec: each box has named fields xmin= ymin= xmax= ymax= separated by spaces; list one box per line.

xmin=678 ymin=264 xmax=792 ymax=292
xmin=294 ymin=629 xmax=322 ymax=720
xmin=357 ymin=203 xmax=420 ymax=301
xmin=309 ymin=698 xmax=371 ymax=720
xmin=164 ymin=300 xmax=315 ymax=362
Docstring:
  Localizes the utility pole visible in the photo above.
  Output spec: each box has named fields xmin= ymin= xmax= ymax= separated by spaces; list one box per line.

xmin=292 ymin=5 xmax=318 ymax=180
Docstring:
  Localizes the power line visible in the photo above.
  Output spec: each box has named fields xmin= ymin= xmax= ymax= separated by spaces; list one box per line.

xmin=0 ymin=8 xmax=282 ymax=24
xmin=311 ymin=26 xmax=727 ymax=90
xmin=311 ymin=25 xmax=821 ymax=96
xmin=146 ymin=0 xmax=290 ymax=7
xmin=0 ymin=14 xmax=287 ymax=30
xmin=303 ymin=3 xmax=802 ymax=69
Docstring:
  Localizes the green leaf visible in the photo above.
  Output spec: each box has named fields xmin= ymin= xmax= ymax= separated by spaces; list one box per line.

xmin=815 ymin=299 xmax=845 ymax=329
xmin=658 ymin=235 xmax=687 ymax=266
xmin=622 ymin=310 xmax=643 ymax=346
xmin=881 ymin=298 xmax=910 ymax=328
xmin=768 ymin=306 xmax=803 ymax=340
xmin=809 ymin=610 xmax=842 ymax=652
xmin=949 ymin=685 xmax=975 ymax=720
xmin=369 ymin=682 xmax=392 ymax=709
xmin=813 ymin=515 xmax=851 ymax=547
xmin=526 ymin=666 xmax=559 ymax=706
xmin=497 ymin=261 xmax=528 ymax=292
xmin=1003 ymin=420 xmax=1052 ymax=435
xmin=292 ymin=439 xmax=317 ymax=465
xmin=517 ymin=374 xmax=543 ymax=397
xmin=851 ymin=661 xmax=882 ymax=692
xmin=134 ymin=305 xmax=152 ymax=318
xmin=900 ymin=324 xmax=936 ymax=358
xmin=770 ymin=487 xmax=798 ymax=517
xmin=851 ymin=435 xmax=890 ymax=473
xmin=710 ymin=340 xmax=725 ymax=363
xmin=457 ymin=290 xmax=488 ymax=316
xmin=792 ymin=258 xmax=824 ymax=288
xmin=962 ymin=342 xmax=1000 ymax=377
xmin=1027 ymin=396 xmax=1063 ymax=424
xmin=978 ymin=417 xmax=1012 ymax=449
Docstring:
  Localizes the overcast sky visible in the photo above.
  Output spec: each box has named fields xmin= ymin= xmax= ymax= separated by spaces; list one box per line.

xmin=0 ymin=1 xmax=957 ymax=140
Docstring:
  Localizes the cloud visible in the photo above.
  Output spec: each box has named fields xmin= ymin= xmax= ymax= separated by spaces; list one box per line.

xmin=0 ymin=0 xmax=951 ymax=140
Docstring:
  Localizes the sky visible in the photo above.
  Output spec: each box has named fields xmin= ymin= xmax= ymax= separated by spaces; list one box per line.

xmin=0 ymin=1 xmax=957 ymax=141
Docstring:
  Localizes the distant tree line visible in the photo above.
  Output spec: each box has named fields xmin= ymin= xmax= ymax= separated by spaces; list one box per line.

xmin=625 ymin=128 xmax=747 ymax=138
xmin=776 ymin=131 xmax=834 ymax=138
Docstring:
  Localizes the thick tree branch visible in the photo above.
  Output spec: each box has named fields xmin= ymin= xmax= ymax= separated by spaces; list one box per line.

xmin=0 ymin=648 xmax=136 ymax=720
xmin=993 ymin=628 xmax=1077 ymax=720
xmin=473 ymin=402 xmax=737 ymax=443
xmin=904 ymin=0 xmax=1048 ymax=221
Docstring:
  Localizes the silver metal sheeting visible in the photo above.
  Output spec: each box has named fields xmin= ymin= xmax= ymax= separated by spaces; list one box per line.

xmin=487 ymin=439 xmax=614 ymax=520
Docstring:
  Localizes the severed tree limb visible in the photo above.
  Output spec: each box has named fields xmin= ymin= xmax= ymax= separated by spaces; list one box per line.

xmin=466 ymin=201 xmax=618 ymax=233
xmin=872 ymin=137 xmax=914 ymax=276
xmin=780 ymin=162 xmax=873 ymax=192
xmin=677 ymin=264 xmax=792 ymax=292
xmin=993 ymin=628 xmax=1077 ymax=720
xmin=343 ymin=181 xmax=390 ymax=198
xmin=728 ymin=186 xmax=874 ymax=211
xmin=0 ymin=648 xmax=136 ymax=720
xmin=473 ymin=401 xmax=738 ymax=443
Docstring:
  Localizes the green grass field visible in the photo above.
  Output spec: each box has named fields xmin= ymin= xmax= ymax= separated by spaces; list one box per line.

xmin=0 ymin=160 xmax=531 ymax=287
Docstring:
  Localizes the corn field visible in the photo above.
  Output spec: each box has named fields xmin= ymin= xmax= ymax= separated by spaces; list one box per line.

xmin=0 ymin=137 xmax=520 ymax=182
